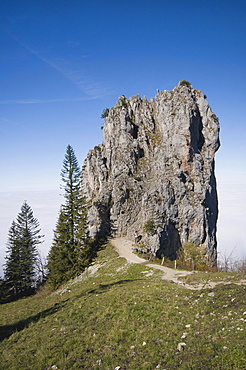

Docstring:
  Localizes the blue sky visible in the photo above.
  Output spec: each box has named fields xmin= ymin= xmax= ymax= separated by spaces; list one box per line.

xmin=0 ymin=0 xmax=246 ymax=274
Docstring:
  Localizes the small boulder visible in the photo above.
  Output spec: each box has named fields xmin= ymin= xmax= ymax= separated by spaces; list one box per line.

xmin=177 ymin=342 xmax=186 ymax=351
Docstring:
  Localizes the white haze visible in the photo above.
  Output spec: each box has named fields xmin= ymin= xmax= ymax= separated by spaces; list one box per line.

xmin=0 ymin=190 xmax=61 ymax=277
xmin=0 ymin=184 xmax=245 ymax=277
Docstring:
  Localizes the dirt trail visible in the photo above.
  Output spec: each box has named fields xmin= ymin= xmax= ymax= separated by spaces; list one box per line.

xmin=109 ymin=237 xmax=195 ymax=288
xmin=110 ymin=237 xmax=246 ymax=290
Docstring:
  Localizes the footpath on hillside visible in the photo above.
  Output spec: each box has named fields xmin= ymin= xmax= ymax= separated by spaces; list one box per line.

xmin=109 ymin=237 xmax=246 ymax=290
xmin=109 ymin=237 xmax=196 ymax=289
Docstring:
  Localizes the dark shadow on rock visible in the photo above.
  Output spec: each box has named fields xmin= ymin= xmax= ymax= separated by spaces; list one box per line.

xmin=135 ymin=235 xmax=142 ymax=243
xmin=157 ymin=221 xmax=181 ymax=260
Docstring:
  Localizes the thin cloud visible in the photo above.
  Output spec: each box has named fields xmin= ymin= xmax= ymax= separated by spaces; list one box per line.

xmin=12 ymin=35 xmax=112 ymax=99
xmin=0 ymin=96 xmax=97 ymax=105
xmin=0 ymin=117 xmax=20 ymax=133
xmin=0 ymin=117 xmax=17 ymax=124
xmin=13 ymin=37 xmax=73 ymax=78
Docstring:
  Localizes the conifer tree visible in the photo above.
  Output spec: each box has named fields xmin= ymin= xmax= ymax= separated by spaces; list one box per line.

xmin=47 ymin=145 xmax=90 ymax=289
xmin=0 ymin=277 xmax=8 ymax=303
xmin=4 ymin=201 xmax=43 ymax=298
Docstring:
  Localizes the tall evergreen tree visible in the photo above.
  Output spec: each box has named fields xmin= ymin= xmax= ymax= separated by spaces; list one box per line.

xmin=47 ymin=145 xmax=90 ymax=289
xmin=4 ymin=201 xmax=43 ymax=298
xmin=0 ymin=277 xmax=8 ymax=303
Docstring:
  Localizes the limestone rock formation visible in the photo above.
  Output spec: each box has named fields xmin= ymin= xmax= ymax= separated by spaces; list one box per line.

xmin=81 ymin=81 xmax=220 ymax=264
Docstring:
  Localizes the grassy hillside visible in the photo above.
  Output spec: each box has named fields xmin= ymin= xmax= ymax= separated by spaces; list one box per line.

xmin=0 ymin=242 xmax=246 ymax=370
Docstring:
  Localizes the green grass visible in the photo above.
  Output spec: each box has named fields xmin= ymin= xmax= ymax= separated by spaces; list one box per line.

xmin=0 ymin=242 xmax=246 ymax=369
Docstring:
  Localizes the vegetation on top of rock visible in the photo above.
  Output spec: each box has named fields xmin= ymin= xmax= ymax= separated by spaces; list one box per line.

xmin=119 ymin=96 xmax=128 ymax=108
xmin=101 ymin=108 xmax=109 ymax=118
xmin=179 ymin=80 xmax=192 ymax=87
xmin=143 ymin=219 xmax=156 ymax=235
xmin=211 ymin=112 xmax=219 ymax=121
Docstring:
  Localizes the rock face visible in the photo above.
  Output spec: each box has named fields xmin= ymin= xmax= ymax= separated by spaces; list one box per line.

xmin=81 ymin=81 xmax=220 ymax=264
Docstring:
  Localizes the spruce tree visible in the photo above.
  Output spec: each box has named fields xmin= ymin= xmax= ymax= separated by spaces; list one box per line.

xmin=4 ymin=201 xmax=43 ymax=299
xmin=47 ymin=145 xmax=90 ymax=289
xmin=0 ymin=277 xmax=8 ymax=303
